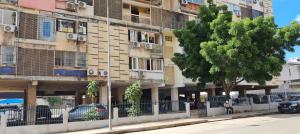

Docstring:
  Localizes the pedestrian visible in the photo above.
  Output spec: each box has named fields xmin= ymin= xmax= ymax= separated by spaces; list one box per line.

xmin=224 ymin=100 xmax=233 ymax=114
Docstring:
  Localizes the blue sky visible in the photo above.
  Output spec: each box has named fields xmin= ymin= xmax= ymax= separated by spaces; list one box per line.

xmin=273 ymin=0 xmax=300 ymax=60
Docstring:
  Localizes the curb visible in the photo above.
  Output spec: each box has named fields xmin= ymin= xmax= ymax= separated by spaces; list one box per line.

xmin=95 ymin=112 xmax=277 ymax=134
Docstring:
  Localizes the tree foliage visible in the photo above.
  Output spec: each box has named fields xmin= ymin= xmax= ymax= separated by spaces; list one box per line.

xmin=172 ymin=0 xmax=300 ymax=95
xmin=87 ymin=80 xmax=98 ymax=104
xmin=124 ymin=81 xmax=142 ymax=117
xmin=47 ymin=97 xmax=62 ymax=106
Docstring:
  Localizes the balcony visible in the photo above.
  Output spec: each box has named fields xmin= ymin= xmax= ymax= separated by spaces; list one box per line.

xmin=151 ymin=44 xmax=163 ymax=58
xmin=123 ymin=13 xmax=151 ymax=25
xmin=130 ymin=70 xmax=163 ymax=81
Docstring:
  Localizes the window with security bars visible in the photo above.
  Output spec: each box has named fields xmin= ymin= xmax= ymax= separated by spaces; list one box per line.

xmin=0 ymin=46 xmax=16 ymax=65
xmin=38 ymin=16 xmax=55 ymax=41
xmin=77 ymin=52 xmax=87 ymax=68
xmin=55 ymin=51 xmax=87 ymax=68
xmin=129 ymin=57 xmax=163 ymax=71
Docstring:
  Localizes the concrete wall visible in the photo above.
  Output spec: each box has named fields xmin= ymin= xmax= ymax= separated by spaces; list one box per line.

xmin=206 ymin=100 xmax=279 ymax=117
xmin=2 ymin=103 xmax=190 ymax=134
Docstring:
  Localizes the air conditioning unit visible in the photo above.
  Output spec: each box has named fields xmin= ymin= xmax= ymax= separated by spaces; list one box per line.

xmin=145 ymin=43 xmax=153 ymax=49
xmin=132 ymin=42 xmax=140 ymax=48
xmin=66 ymin=33 xmax=78 ymax=40
xmin=99 ymin=70 xmax=108 ymax=77
xmin=181 ymin=0 xmax=188 ymax=5
xmin=87 ymin=68 xmax=98 ymax=76
xmin=78 ymin=1 xmax=87 ymax=8
xmin=66 ymin=2 xmax=76 ymax=11
xmin=138 ymin=71 xmax=144 ymax=78
xmin=259 ymin=1 xmax=264 ymax=6
xmin=253 ymin=0 xmax=258 ymax=4
xmin=3 ymin=25 xmax=15 ymax=32
xmin=77 ymin=35 xmax=87 ymax=42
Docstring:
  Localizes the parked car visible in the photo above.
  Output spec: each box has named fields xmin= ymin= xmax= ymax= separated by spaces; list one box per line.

xmin=0 ymin=105 xmax=22 ymax=122
xmin=246 ymin=94 xmax=261 ymax=104
xmin=278 ymin=95 xmax=300 ymax=113
xmin=65 ymin=104 xmax=108 ymax=122
xmin=36 ymin=105 xmax=52 ymax=120
xmin=261 ymin=95 xmax=283 ymax=103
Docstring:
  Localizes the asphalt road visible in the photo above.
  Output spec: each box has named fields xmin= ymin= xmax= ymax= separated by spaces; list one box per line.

xmin=127 ymin=114 xmax=300 ymax=134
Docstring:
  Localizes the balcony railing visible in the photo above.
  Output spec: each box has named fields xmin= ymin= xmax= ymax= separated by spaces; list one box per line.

xmin=123 ymin=14 xmax=151 ymax=25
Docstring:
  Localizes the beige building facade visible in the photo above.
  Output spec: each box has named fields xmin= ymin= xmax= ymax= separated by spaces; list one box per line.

xmin=0 ymin=0 xmax=271 ymax=108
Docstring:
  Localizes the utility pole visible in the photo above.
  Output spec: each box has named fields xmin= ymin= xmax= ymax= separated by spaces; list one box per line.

xmin=106 ymin=0 xmax=112 ymax=131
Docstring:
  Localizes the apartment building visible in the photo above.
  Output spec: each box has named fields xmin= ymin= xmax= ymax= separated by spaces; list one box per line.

xmin=0 ymin=0 xmax=272 ymax=109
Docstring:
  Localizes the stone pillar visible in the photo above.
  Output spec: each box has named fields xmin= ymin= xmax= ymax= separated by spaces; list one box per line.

xmin=25 ymin=81 xmax=37 ymax=125
xmin=171 ymin=87 xmax=179 ymax=111
xmin=151 ymin=87 xmax=159 ymax=113
xmin=265 ymin=88 xmax=271 ymax=95
xmin=151 ymin=87 xmax=159 ymax=103
xmin=99 ymin=85 xmax=108 ymax=105
xmin=207 ymin=88 xmax=216 ymax=97
xmin=239 ymin=89 xmax=246 ymax=97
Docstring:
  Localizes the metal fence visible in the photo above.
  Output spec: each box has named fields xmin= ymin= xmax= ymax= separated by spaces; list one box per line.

xmin=66 ymin=104 xmax=108 ymax=122
xmin=3 ymin=105 xmax=65 ymax=127
xmin=159 ymin=101 xmax=186 ymax=114
xmin=113 ymin=101 xmax=154 ymax=117
xmin=208 ymin=96 xmax=230 ymax=108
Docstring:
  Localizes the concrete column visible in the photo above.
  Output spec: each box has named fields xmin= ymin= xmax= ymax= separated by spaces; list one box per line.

xmin=113 ymin=107 xmax=119 ymax=120
xmin=154 ymin=104 xmax=159 ymax=116
xmin=151 ymin=87 xmax=159 ymax=114
xmin=207 ymin=88 xmax=216 ymax=97
xmin=171 ymin=87 xmax=179 ymax=111
xmin=99 ymin=85 xmax=108 ymax=105
xmin=25 ymin=81 xmax=37 ymax=125
xmin=185 ymin=102 xmax=191 ymax=118
xmin=239 ymin=89 xmax=246 ymax=97
xmin=1 ymin=113 xmax=7 ymax=134
xmin=265 ymin=88 xmax=271 ymax=95
xmin=63 ymin=110 xmax=69 ymax=131
xmin=151 ymin=87 xmax=159 ymax=103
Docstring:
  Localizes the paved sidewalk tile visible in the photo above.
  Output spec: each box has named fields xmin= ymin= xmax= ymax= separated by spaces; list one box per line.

xmin=61 ymin=110 xmax=277 ymax=134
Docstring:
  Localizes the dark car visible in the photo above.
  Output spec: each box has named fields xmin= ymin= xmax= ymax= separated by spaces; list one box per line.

xmin=36 ymin=105 xmax=52 ymax=120
xmin=66 ymin=104 xmax=108 ymax=122
xmin=278 ymin=95 xmax=300 ymax=113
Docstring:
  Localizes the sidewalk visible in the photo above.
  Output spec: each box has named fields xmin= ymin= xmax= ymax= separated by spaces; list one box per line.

xmin=61 ymin=110 xmax=277 ymax=134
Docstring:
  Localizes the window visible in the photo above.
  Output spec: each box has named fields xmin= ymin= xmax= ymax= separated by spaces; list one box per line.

xmin=39 ymin=17 xmax=55 ymax=41
xmin=132 ymin=57 xmax=137 ymax=70
xmin=0 ymin=46 xmax=16 ymax=65
xmin=128 ymin=29 xmax=161 ymax=44
xmin=57 ymin=19 xmax=75 ymax=33
xmin=0 ymin=9 xmax=17 ymax=25
xmin=185 ymin=0 xmax=205 ymax=5
xmin=55 ymin=51 xmax=64 ymax=66
xmin=55 ymin=51 xmax=87 ymax=68
xmin=138 ymin=58 xmax=146 ymax=70
xmin=151 ymin=59 xmax=163 ymax=71
xmin=78 ymin=0 xmax=93 ymax=6
xmin=77 ymin=52 xmax=87 ymax=68
xmin=129 ymin=57 xmax=163 ymax=71
xmin=64 ymin=52 xmax=76 ymax=67
xmin=78 ymin=22 xmax=87 ymax=35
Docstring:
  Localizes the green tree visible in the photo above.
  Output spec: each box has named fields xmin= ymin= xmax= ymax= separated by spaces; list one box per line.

xmin=172 ymin=0 xmax=229 ymax=89
xmin=87 ymin=80 xmax=98 ymax=104
xmin=173 ymin=0 xmax=300 ymax=95
xmin=47 ymin=97 xmax=62 ymax=106
xmin=124 ymin=81 xmax=143 ymax=117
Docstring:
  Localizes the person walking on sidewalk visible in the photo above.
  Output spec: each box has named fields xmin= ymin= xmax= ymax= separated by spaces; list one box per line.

xmin=224 ymin=100 xmax=233 ymax=114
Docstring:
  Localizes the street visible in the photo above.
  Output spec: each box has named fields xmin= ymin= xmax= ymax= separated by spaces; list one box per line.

xmin=128 ymin=114 xmax=300 ymax=134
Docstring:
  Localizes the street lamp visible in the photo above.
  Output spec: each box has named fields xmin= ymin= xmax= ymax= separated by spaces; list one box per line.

xmin=106 ymin=0 xmax=112 ymax=131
